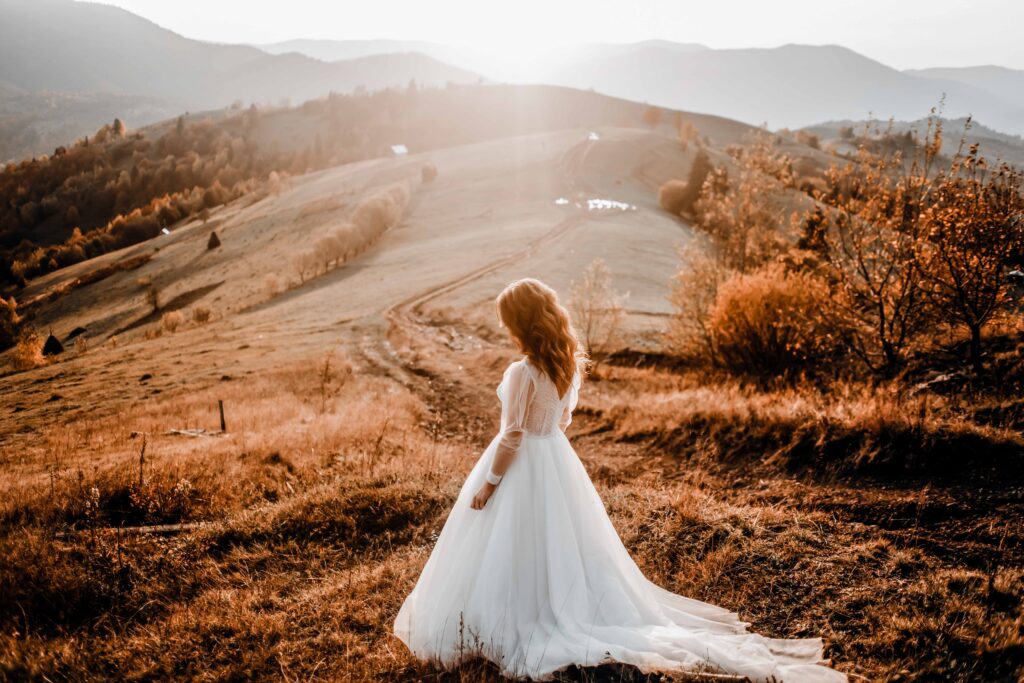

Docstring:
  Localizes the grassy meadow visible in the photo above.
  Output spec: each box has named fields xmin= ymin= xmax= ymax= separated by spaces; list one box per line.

xmin=2 ymin=333 xmax=1022 ymax=681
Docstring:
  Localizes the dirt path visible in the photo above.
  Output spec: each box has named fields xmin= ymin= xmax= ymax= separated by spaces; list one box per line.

xmin=355 ymin=136 xmax=600 ymax=408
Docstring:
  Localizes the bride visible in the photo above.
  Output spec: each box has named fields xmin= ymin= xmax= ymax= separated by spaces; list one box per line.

xmin=394 ymin=278 xmax=845 ymax=682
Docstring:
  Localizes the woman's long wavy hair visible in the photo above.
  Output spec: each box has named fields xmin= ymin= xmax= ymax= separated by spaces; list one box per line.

xmin=496 ymin=279 xmax=587 ymax=397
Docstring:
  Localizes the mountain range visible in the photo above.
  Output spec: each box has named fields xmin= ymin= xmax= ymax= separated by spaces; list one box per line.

xmin=263 ymin=39 xmax=1024 ymax=136
xmin=0 ymin=0 xmax=480 ymax=161
xmin=2 ymin=0 xmax=1023 ymax=163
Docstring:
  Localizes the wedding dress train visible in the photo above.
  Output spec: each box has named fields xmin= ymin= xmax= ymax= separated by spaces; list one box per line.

xmin=394 ymin=358 xmax=845 ymax=682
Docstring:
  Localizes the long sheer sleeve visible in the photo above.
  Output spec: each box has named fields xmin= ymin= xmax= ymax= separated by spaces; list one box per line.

xmin=559 ymin=370 xmax=581 ymax=431
xmin=491 ymin=361 xmax=534 ymax=478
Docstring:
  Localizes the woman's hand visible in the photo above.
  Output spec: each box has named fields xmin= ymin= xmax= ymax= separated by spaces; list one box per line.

xmin=470 ymin=482 xmax=497 ymax=510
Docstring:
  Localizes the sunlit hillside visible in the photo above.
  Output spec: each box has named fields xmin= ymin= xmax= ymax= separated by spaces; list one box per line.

xmin=2 ymin=75 xmax=1022 ymax=681
xmin=2 ymin=1 xmax=1024 ymax=680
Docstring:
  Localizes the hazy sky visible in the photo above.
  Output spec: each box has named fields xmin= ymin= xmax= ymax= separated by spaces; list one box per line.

xmin=92 ymin=0 xmax=1024 ymax=70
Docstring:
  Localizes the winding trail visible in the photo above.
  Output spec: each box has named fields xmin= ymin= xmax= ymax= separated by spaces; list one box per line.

xmin=358 ymin=136 xmax=600 ymax=385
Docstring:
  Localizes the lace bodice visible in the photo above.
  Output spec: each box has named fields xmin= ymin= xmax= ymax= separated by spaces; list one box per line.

xmin=496 ymin=358 xmax=580 ymax=451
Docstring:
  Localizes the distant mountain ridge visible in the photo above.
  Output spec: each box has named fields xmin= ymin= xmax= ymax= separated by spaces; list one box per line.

xmin=535 ymin=43 xmax=1024 ymax=135
xmin=0 ymin=0 xmax=481 ymax=161
xmin=261 ymin=39 xmax=1024 ymax=136
xmin=3 ymin=0 xmax=1023 ymax=162
xmin=906 ymin=66 xmax=1024 ymax=110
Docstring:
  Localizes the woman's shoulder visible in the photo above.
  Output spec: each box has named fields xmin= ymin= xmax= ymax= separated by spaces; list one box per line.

xmin=501 ymin=356 xmax=532 ymax=380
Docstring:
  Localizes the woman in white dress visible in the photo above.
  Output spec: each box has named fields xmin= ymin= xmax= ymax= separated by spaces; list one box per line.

xmin=394 ymin=278 xmax=845 ymax=682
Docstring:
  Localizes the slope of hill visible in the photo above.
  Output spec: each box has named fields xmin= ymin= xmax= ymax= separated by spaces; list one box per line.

xmin=1 ymin=77 xmax=1020 ymax=683
xmin=0 ymin=117 xmax=706 ymax=420
xmin=0 ymin=84 xmax=754 ymax=298
xmin=803 ymin=116 xmax=1024 ymax=168
xmin=0 ymin=0 xmax=480 ymax=161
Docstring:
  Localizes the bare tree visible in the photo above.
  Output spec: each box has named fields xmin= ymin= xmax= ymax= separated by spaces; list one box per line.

xmin=569 ymin=259 xmax=627 ymax=372
xmin=695 ymin=132 xmax=793 ymax=274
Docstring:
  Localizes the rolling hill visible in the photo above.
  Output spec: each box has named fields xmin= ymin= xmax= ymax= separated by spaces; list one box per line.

xmin=0 ymin=81 xmax=754 ymax=428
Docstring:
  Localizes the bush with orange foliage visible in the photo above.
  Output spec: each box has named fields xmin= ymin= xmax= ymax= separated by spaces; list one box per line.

xmin=12 ymin=330 xmax=46 ymax=370
xmin=694 ymin=135 xmax=794 ymax=274
xmin=161 ymin=311 xmax=183 ymax=333
xmin=0 ymin=296 xmax=21 ymax=350
xmin=658 ymin=180 xmax=690 ymax=215
xmin=707 ymin=264 xmax=842 ymax=375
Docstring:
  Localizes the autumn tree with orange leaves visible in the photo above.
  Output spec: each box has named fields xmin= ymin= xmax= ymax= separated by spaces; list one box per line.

xmin=815 ymin=116 xmax=1024 ymax=373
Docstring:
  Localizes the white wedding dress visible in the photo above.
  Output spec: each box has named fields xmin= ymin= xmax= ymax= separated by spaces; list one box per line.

xmin=395 ymin=358 xmax=845 ymax=682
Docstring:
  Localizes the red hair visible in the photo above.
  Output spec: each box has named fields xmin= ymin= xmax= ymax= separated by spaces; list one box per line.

xmin=496 ymin=279 xmax=587 ymax=396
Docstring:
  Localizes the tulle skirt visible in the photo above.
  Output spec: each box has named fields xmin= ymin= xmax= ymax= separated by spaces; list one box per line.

xmin=394 ymin=432 xmax=846 ymax=682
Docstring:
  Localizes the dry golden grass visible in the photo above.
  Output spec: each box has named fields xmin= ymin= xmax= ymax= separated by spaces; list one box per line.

xmin=0 ymin=354 xmax=477 ymax=681
xmin=584 ymin=365 xmax=1023 ymax=476
xmin=2 ymin=344 xmax=1021 ymax=682
xmin=190 ymin=306 xmax=211 ymax=324
xmin=160 ymin=311 xmax=183 ymax=333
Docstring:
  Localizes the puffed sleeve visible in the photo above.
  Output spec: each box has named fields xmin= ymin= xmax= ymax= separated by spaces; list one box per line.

xmin=497 ymin=360 xmax=534 ymax=453
xmin=559 ymin=369 xmax=581 ymax=431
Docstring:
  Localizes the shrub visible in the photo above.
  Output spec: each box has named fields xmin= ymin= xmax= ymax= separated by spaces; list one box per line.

xmin=351 ymin=184 xmax=409 ymax=235
xmin=421 ymin=164 xmax=438 ymax=183
xmin=161 ymin=311 xmax=183 ymax=333
xmin=810 ymin=115 xmax=1024 ymax=373
xmin=795 ymin=130 xmax=820 ymax=149
xmin=145 ymin=285 xmax=159 ymax=312
xmin=658 ymin=179 xmax=689 ymax=216
xmin=659 ymin=149 xmax=714 ymax=219
xmin=191 ymin=307 xmax=211 ymax=324
xmin=263 ymin=273 xmax=280 ymax=298
xmin=13 ymin=330 xmax=46 ymax=370
xmin=642 ymin=106 xmax=662 ymax=129
xmin=0 ymin=296 xmax=21 ymax=350
xmin=695 ymin=143 xmax=790 ymax=274
xmin=292 ymin=252 xmax=317 ymax=283
xmin=667 ymin=243 xmax=731 ymax=360
xmin=707 ymin=264 xmax=842 ymax=376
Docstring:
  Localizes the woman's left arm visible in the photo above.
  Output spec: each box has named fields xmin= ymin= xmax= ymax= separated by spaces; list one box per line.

xmin=471 ymin=363 xmax=533 ymax=510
